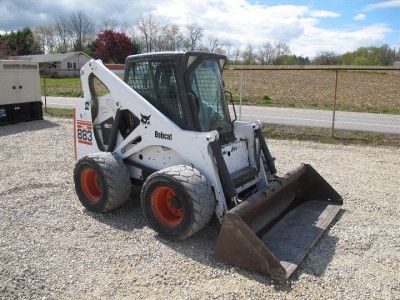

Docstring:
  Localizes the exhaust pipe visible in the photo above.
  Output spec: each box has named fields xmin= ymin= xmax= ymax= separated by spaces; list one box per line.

xmin=215 ymin=164 xmax=342 ymax=279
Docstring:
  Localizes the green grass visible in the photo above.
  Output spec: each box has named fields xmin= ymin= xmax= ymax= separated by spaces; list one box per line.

xmin=252 ymin=98 xmax=400 ymax=114
xmin=262 ymin=124 xmax=400 ymax=147
xmin=43 ymin=107 xmax=74 ymax=118
xmin=229 ymin=95 xmax=400 ymax=114
xmin=41 ymin=77 xmax=83 ymax=97
xmin=41 ymin=76 xmax=116 ymax=97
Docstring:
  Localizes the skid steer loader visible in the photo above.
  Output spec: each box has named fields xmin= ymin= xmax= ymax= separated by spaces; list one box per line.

xmin=73 ymin=52 xmax=342 ymax=280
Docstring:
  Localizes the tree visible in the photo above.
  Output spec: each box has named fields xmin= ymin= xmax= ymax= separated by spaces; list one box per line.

xmin=258 ymin=42 xmax=276 ymax=65
xmin=275 ymin=42 xmax=290 ymax=57
xmin=5 ymin=27 xmax=41 ymax=55
xmin=85 ymin=40 xmax=96 ymax=58
xmin=242 ymin=44 xmax=257 ymax=64
xmin=54 ymin=15 xmax=71 ymax=52
xmin=160 ymin=24 xmax=183 ymax=51
xmin=274 ymin=54 xmax=310 ymax=65
xmin=0 ymin=36 xmax=15 ymax=58
xmin=95 ymin=30 xmax=136 ymax=63
xmin=137 ymin=14 xmax=159 ymax=52
xmin=68 ymin=11 xmax=96 ymax=51
xmin=232 ymin=47 xmax=241 ymax=64
xmin=312 ymin=51 xmax=338 ymax=65
xmin=34 ymin=25 xmax=56 ymax=53
xmin=131 ymin=38 xmax=141 ymax=55
xmin=183 ymin=23 xmax=203 ymax=51
xmin=220 ymin=41 xmax=233 ymax=59
xmin=101 ymin=18 xmax=118 ymax=31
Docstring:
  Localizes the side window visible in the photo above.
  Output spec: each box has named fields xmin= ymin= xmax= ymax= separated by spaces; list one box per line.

xmin=88 ymin=74 xmax=113 ymax=151
xmin=89 ymin=74 xmax=140 ymax=151
xmin=188 ymin=60 xmax=231 ymax=133
xmin=126 ymin=60 xmax=184 ymax=127
xmin=126 ymin=61 xmax=157 ymax=101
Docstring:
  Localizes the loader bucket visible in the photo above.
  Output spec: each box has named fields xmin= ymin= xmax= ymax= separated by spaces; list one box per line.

xmin=215 ymin=164 xmax=342 ymax=280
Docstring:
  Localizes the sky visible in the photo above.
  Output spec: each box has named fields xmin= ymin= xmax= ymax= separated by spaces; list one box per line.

xmin=0 ymin=0 xmax=399 ymax=57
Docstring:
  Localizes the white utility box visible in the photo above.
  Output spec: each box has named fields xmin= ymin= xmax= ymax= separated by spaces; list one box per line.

xmin=0 ymin=60 xmax=42 ymax=125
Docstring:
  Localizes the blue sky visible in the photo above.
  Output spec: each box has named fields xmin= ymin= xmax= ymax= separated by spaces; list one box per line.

xmin=253 ymin=0 xmax=400 ymax=46
xmin=0 ymin=0 xmax=399 ymax=57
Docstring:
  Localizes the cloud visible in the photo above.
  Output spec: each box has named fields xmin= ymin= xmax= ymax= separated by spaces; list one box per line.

xmin=354 ymin=13 xmax=366 ymax=21
xmin=290 ymin=24 xmax=391 ymax=57
xmin=0 ymin=0 xmax=157 ymax=31
xmin=309 ymin=10 xmax=340 ymax=18
xmin=153 ymin=0 xmax=389 ymax=56
xmin=364 ymin=0 xmax=400 ymax=11
xmin=0 ymin=0 xmax=393 ymax=57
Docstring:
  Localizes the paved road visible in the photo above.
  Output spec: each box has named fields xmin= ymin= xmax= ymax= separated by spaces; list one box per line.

xmin=236 ymin=105 xmax=400 ymax=134
xmin=42 ymin=96 xmax=400 ymax=134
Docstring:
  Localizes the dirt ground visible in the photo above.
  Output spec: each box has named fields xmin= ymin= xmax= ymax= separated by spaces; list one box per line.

xmin=223 ymin=68 xmax=400 ymax=113
xmin=0 ymin=117 xmax=399 ymax=299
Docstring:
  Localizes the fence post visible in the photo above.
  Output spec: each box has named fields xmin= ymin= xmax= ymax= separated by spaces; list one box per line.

xmin=43 ymin=71 xmax=47 ymax=112
xmin=239 ymin=67 xmax=243 ymax=120
xmin=331 ymin=69 xmax=338 ymax=137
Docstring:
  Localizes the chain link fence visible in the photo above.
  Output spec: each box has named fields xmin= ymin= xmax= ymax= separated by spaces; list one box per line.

xmin=223 ymin=66 xmax=400 ymax=137
xmin=40 ymin=66 xmax=400 ymax=140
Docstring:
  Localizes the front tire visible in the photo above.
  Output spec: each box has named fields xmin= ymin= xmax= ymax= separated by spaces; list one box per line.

xmin=74 ymin=152 xmax=131 ymax=212
xmin=141 ymin=165 xmax=215 ymax=240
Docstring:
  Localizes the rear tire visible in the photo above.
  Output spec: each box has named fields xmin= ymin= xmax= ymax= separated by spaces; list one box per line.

xmin=141 ymin=165 xmax=215 ymax=240
xmin=74 ymin=152 xmax=131 ymax=212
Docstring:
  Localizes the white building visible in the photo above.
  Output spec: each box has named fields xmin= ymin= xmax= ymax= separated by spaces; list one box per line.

xmin=11 ymin=52 xmax=91 ymax=77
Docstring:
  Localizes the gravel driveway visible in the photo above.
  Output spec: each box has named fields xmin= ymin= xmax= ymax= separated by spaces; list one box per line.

xmin=1 ymin=117 xmax=399 ymax=299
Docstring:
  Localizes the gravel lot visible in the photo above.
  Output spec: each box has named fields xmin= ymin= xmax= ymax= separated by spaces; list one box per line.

xmin=1 ymin=117 xmax=399 ymax=299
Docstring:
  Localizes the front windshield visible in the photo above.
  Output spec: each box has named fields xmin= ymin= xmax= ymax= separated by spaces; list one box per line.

xmin=188 ymin=59 xmax=232 ymax=134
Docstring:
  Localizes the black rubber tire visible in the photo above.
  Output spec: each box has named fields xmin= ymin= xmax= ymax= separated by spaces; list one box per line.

xmin=141 ymin=165 xmax=215 ymax=240
xmin=74 ymin=152 xmax=131 ymax=212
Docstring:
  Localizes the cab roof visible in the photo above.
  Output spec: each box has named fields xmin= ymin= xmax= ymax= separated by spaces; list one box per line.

xmin=126 ymin=51 xmax=226 ymax=62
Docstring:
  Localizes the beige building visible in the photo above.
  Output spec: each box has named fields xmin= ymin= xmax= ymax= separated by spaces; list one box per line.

xmin=11 ymin=52 xmax=91 ymax=77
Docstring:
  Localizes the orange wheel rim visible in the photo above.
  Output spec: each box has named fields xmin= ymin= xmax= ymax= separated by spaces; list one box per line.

xmin=151 ymin=186 xmax=183 ymax=226
xmin=80 ymin=168 xmax=103 ymax=203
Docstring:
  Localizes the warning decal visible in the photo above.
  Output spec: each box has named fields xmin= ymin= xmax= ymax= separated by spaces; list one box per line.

xmin=77 ymin=119 xmax=93 ymax=145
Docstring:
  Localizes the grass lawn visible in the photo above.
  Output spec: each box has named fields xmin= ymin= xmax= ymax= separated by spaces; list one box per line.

xmin=41 ymin=77 xmax=82 ymax=97
xmin=262 ymin=124 xmax=400 ymax=147
xmin=41 ymin=76 xmax=118 ymax=97
xmin=43 ymin=107 xmax=74 ymax=118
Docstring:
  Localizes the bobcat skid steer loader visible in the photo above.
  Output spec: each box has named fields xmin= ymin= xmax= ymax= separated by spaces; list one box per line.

xmin=73 ymin=52 xmax=342 ymax=280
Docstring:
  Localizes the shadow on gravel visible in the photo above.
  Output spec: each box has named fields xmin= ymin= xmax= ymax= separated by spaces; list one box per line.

xmin=85 ymin=188 xmax=345 ymax=291
xmin=85 ymin=197 xmax=146 ymax=231
xmin=0 ymin=120 xmax=59 ymax=137
xmin=156 ymin=208 xmax=345 ymax=291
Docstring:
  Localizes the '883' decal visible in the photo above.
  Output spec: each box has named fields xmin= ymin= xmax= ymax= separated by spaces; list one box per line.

xmin=77 ymin=119 xmax=93 ymax=145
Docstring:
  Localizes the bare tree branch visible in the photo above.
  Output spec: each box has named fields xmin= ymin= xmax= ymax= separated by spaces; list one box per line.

xmin=68 ymin=11 xmax=96 ymax=51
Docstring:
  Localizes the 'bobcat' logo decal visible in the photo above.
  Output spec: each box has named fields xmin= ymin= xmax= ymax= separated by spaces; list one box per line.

xmin=140 ymin=114 xmax=151 ymax=128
